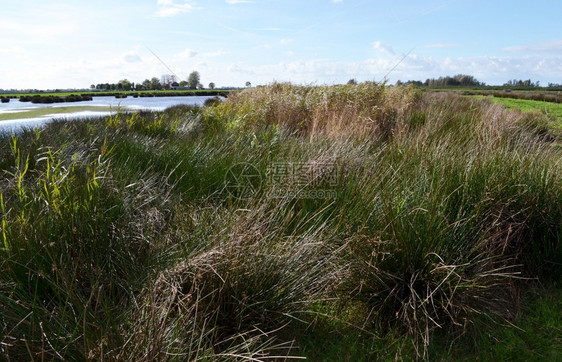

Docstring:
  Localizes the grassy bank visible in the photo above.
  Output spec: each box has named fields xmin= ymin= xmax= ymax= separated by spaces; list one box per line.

xmin=1 ymin=83 xmax=560 ymax=360
xmin=0 ymin=106 xmax=114 ymax=121
xmin=469 ymin=94 xmax=562 ymax=139
xmin=430 ymin=88 xmax=562 ymax=103
xmin=471 ymin=94 xmax=562 ymax=118
xmin=0 ymin=89 xmax=230 ymax=99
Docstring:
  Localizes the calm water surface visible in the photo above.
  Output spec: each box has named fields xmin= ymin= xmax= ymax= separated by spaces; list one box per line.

xmin=0 ymin=96 xmax=215 ymax=134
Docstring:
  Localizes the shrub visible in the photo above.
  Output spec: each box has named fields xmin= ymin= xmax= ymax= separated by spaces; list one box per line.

xmin=203 ymin=95 xmax=223 ymax=107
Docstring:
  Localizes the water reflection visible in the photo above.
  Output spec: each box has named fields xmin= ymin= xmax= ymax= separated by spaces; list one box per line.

xmin=0 ymin=96 xmax=215 ymax=134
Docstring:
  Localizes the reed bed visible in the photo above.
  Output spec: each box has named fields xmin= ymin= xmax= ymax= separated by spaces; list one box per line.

xmin=1 ymin=83 xmax=560 ymax=360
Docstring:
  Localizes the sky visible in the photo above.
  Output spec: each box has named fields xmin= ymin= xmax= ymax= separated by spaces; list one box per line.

xmin=1 ymin=0 xmax=562 ymax=90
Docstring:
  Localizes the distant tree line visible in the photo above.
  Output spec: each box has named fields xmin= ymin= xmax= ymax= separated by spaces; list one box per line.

xmin=92 ymin=71 xmax=212 ymax=91
xmin=502 ymin=79 xmax=562 ymax=88
xmin=395 ymin=75 xmax=562 ymax=90
xmin=397 ymin=74 xmax=484 ymax=88
xmin=503 ymin=79 xmax=540 ymax=88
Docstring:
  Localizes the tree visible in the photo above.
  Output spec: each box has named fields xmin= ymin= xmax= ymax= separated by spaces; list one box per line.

xmin=150 ymin=77 xmax=161 ymax=90
xmin=245 ymin=81 xmax=252 ymax=88
xmin=142 ymin=79 xmax=151 ymax=90
xmin=208 ymin=82 xmax=215 ymax=89
xmin=119 ymin=79 xmax=132 ymax=91
xmin=503 ymin=79 xmax=538 ymax=88
xmin=161 ymin=74 xmax=172 ymax=89
xmin=161 ymin=74 xmax=178 ymax=89
xmin=197 ymin=83 xmax=204 ymax=90
xmin=347 ymin=78 xmax=357 ymax=85
xmin=188 ymin=71 xmax=200 ymax=90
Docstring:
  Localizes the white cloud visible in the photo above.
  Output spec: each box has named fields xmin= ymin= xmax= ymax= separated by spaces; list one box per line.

xmin=332 ymin=0 xmax=343 ymax=3
xmin=156 ymin=0 xmax=199 ymax=17
xmin=0 ymin=47 xmax=167 ymax=90
xmin=388 ymin=54 xmax=562 ymax=85
xmin=202 ymin=49 xmax=228 ymax=57
xmin=0 ymin=18 xmax=78 ymax=43
xmin=0 ymin=45 xmax=26 ymax=55
xmin=176 ymin=48 xmax=198 ymax=58
xmin=373 ymin=41 xmax=395 ymax=55
xmin=280 ymin=39 xmax=294 ymax=45
xmin=123 ymin=53 xmax=142 ymax=63
xmin=227 ymin=64 xmax=252 ymax=74
xmin=207 ymin=53 xmax=562 ymax=88
xmin=504 ymin=39 xmax=562 ymax=54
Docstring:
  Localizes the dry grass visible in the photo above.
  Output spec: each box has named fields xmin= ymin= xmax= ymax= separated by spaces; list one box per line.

xmin=1 ymin=84 xmax=560 ymax=360
xmin=206 ymin=82 xmax=418 ymax=141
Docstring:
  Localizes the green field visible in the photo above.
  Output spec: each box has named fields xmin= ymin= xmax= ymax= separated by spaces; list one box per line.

xmin=1 ymin=84 xmax=560 ymax=360
xmin=470 ymin=95 xmax=562 ymax=137
xmin=477 ymin=95 xmax=562 ymax=118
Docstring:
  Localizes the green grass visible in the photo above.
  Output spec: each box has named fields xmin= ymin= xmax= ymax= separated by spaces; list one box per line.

xmin=1 ymin=85 xmax=560 ymax=360
xmin=475 ymin=95 xmax=562 ymax=118
xmin=290 ymin=287 xmax=562 ymax=361
xmin=429 ymin=286 xmax=562 ymax=360
xmin=471 ymin=95 xmax=562 ymax=138
xmin=0 ymin=105 xmax=114 ymax=121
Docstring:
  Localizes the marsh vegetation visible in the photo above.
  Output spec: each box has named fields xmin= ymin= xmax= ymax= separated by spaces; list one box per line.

xmin=1 ymin=83 xmax=560 ymax=360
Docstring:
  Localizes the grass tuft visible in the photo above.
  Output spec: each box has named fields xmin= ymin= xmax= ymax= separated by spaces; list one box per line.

xmin=1 ymin=84 xmax=561 ymax=359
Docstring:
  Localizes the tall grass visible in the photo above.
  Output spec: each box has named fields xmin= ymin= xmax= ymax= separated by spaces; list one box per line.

xmin=204 ymin=81 xmax=418 ymax=140
xmin=119 ymin=204 xmax=339 ymax=360
xmin=1 ymin=84 xmax=560 ymax=359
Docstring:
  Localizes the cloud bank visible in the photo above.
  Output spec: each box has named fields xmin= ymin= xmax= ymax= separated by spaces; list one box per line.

xmin=504 ymin=39 xmax=562 ymax=54
xmin=156 ymin=0 xmax=199 ymax=17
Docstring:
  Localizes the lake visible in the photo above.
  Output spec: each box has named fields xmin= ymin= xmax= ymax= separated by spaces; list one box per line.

xmin=0 ymin=95 xmax=216 ymax=134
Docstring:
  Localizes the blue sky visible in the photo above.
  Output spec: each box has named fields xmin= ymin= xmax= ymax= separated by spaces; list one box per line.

xmin=1 ymin=0 xmax=561 ymax=89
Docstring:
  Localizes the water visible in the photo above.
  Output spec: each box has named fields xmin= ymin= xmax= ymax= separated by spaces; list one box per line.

xmin=0 ymin=95 xmax=215 ymax=134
